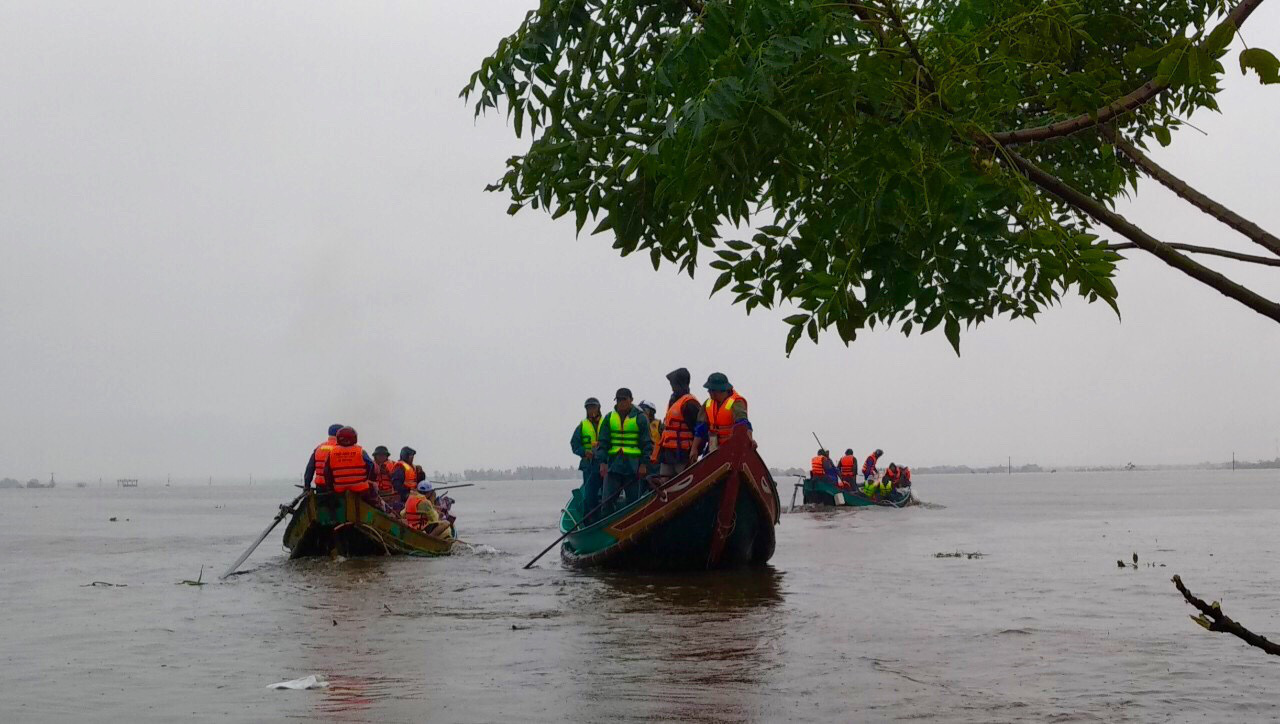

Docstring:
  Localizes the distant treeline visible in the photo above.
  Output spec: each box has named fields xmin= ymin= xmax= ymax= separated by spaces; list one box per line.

xmin=0 ymin=477 xmax=53 ymax=489
xmin=462 ymin=466 xmax=579 ymax=481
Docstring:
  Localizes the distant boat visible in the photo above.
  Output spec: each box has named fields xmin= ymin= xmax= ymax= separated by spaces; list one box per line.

xmin=798 ymin=476 xmax=915 ymax=508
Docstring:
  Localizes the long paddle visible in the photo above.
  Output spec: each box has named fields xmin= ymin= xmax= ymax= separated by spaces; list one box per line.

xmin=220 ymin=491 xmax=306 ymax=579
xmin=425 ymin=483 xmax=474 ymax=492
xmin=523 ymin=482 xmax=630 ymax=570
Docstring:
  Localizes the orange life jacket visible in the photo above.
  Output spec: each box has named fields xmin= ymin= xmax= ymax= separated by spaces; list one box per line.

xmin=810 ymin=456 xmax=829 ymax=477
xmin=375 ymin=460 xmax=397 ymax=498
xmin=312 ymin=438 xmax=335 ymax=488
xmin=839 ymin=455 xmax=857 ymax=479
xmin=659 ymin=393 xmax=699 ymax=452
xmin=901 ymin=467 xmax=912 ymax=485
xmin=398 ymin=461 xmax=418 ymax=488
xmin=403 ymin=493 xmax=440 ymax=530
xmin=885 ymin=467 xmax=901 ymax=484
xmin=324 ymin=444 xmax=370 ymax=492
xmin=704 ymin=391 xmax=746 ymax=445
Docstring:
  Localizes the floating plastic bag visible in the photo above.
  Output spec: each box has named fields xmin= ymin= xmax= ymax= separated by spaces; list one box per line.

xmin=266 ymin=675 xmax=328 ymax=690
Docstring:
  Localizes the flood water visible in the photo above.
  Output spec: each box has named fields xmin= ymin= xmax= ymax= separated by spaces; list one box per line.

xmin=2 ymin=470 xmax=1278 ymax=722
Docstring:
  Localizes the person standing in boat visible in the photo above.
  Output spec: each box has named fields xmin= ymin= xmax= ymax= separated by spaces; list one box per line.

xmin=389 ymin=446 xmax=420 ymax=505
xmin=321 ymin=426 xmax=381 ymax=507
xmin=696 ymin=372 xmax=750 ymax=454
xmin=862 ymin=448 xmax=883 ymax=484
xmin=838 ymin=449 xmax=859 ymax=489
xmin=656 ymin=367 xmax=702 ymax=478
xmin=371 ymin=445 xmax=401 ymax=511
xmin=571 ymin=397 xmax=605 ymax=521
xmin=595 ymin=388 xmax=653 ymax=515
xmin=303 ymin=423 xmax=344 ymax=491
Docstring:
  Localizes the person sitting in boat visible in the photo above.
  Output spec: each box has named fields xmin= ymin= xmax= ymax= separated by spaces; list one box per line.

xmin=810 ymin=449 xmax=837 ymax=485
xmin=371 ymin=445 xmax=402 ymax=511
xmin=403 ymin=482 xmax=453 ymax=539
xmin=862 ymin=449 xmax=883 ymax=484
xmin=595 ymin=388 xmax=654 ymax=516
xmin=389 ymin=446 xmax=420 ymax=505
xmin=883 ymin=463 xmax=901 ymax=490
xmin=303 ymin=423 xmax=344 ymax=491
xmin=838 ymin=449 xmax=858 ymax=488
xmin=899 ymin=466 xmax=913 ymax=488
xmin=321 ymin=426 xmax=383 ymax=508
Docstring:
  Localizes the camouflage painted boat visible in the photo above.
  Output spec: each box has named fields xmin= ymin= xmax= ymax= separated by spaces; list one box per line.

xmin=559 ymin=431 xmax=780 ymax=570
xmin=800 ymin=476 xmax=915 ymax=508
xmin=283 ymin=489 xmax=455 ymax=558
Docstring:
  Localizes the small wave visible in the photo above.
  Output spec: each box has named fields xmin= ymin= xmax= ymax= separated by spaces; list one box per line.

xmin=453 ymin=542 xmax=503 ymax=556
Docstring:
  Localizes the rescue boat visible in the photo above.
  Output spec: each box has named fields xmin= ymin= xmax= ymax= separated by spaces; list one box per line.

xmin=799 ymin=476 xmax=915 ymax=508
xmin=558 ymin=430 xmax=780 ymax=570
xmin=283 ymin=489 xmax=456 ymax=558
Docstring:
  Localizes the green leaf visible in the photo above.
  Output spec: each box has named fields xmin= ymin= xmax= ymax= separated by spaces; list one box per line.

xmin=1206 ymin=21 xmax=1236 ymax=55
xmin=1152 ymin=126 xmax=1172 ymax=147
xmin=783 ymin=314 xmax=809 ymax=326
xmin=1240 ymin=48 xmax=1280 ymax=84
xmin=944 ymin=317 xmax=961 ymax=356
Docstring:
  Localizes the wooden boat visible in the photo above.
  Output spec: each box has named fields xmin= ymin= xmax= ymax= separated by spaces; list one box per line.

xmin=800 ymin=476 xmax=915 ymax=508
xmin=559 ymin=430 xmax=780 ymax=570
xmin=282 ymin=489 xmax=456 ymax=558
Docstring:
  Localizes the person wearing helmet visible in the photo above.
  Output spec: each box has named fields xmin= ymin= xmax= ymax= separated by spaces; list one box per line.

xmin=637 ymin=400 xmax=661 ymax=470
xmin=862 ymin=449 xmax=884 ymax=485
xmin=320 ymin=426 xmax=380 ymax=507
xmin=695 ymin=372 xmax=750 ymax=454
xmin=571 ymin=397 xmax=605 ymax=522
xmin=303 ymin=423 xmax=344 ymax=490
xmin=389 ymin=446 xmax=420 ymax=504
xmin=403 ymin=481 xmax=453 ymax=538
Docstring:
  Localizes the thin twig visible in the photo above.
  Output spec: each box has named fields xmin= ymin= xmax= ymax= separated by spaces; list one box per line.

xmin=1172 ymin=575 xmax=1280 ymax=656
xmin=1101 ymin=127 xmax=1280 ymax=257
xmin=1108 ymin=242 xmax=1280 ymax=266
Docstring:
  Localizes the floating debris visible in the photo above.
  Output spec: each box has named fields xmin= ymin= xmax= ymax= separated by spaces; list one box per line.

xmin=266 ymin=675 xmax=328 ymax=691
xmin=177 ymin=566 xmax=207 ymax=586
xmin=934 ymin=551 xmax=984 ymax=559
xmin=81 ymin=581 xmax=126 ymax=587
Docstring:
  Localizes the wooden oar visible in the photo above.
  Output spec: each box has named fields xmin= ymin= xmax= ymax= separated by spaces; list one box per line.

xmin=425 ymin=483 xmax=474 ymax=492
xmin=219 ymin=492 xmax=305 ymax=580
xmin=790 ymin=482 xmax=802 ymax=512
xmin=523 ymin=484 xmax=628 ymax=570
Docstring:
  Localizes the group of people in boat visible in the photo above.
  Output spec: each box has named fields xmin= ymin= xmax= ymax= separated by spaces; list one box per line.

xmin=810 ymin=448 xmax=912 ymax=498
xmin=303 ymin=424 xmax=455 ymax=538
xmin=570 ymin=368 xmax=750 ymax=522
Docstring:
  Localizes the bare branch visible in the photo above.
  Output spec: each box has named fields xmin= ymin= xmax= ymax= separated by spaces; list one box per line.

xmin=1108 ymin=242 xmax=1280 ymax=267
xmin=989 ymin=0 xmax=1268 ymax=146
xmin=1002 ymin=150 xmax=1280 ymax=324
xmin=1101 ymin=127 xmax=1280 ymax=258
xmin=1173 ymin=575 xmax=1280 ymax=656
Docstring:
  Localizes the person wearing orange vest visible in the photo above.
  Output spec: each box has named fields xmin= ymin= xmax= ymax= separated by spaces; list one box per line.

xmin=303 ymin=423 xmax=344 ymax=490
xmin=571 ymin=397 xmax=605 ymax=521
xmin=320 ymin=426 xmax=380 ymax=506
xmin=696 ymin=372 xmax=750 ymax=453
xmin=403 ymin=482 xmax=453 ymax=538
xmin=657 ymin=367 xmax=702 ymax=478
xmin=899 ymin=466 xmax=913 ymax=487
xmin=371 ymin=445 xmax=401 ymax=511
xmin=389 ymin=446 xmax=420 ymax=504
xmin=838 ymin=449 xmax=858 ymax=487
xmin=811 ymin=449 xmax=837 ymax=483
xmin=863 ymin=449 xmax=883 ymax=483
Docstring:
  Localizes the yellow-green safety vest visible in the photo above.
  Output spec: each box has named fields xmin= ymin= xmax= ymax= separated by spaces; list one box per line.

xmin=606 ymin=411 xmax=642 ymax=457
xmin=580 ymin=417 xmax=601 ymax=451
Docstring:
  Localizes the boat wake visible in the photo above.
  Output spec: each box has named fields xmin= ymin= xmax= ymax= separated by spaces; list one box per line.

xmin=452 ymin=542 xmax=503 ymax=556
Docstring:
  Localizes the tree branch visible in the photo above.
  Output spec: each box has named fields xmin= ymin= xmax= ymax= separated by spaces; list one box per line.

xmin=1003 ymin=150 xmax=1280 ymax=323
xmin=1101 ymin=127 xmax=1280 ymax=258
xmin=1173 ymin=575 xmax=1280 ymax=656
xmin=988 ymin=0 xmax=1268 ymax=146
xmin=877 ymin=0 xmax=935 ymax=93
xmin=1108 ymin=242 xmax=1280 ymax=266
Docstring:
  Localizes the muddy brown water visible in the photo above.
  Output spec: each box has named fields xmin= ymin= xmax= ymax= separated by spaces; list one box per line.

xmin=2 ymin=470 xmax=1278 ymax=722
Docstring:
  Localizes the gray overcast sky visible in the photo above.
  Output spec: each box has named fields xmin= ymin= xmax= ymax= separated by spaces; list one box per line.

xmin=1 ymin=1 xmax=1278 ymax=482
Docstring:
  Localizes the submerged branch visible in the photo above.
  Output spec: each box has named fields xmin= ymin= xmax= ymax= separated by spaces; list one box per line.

xmin=1102 ymin=127 xmax=1280 ymax=258
xmin=989 ymin=0 xmax=1268 ymax=145
xmin=1108 ymin=242 xmax=1280 ymax=266
xmin=1172 ymin=575 xmax=1280 ymax=656
xmin=1003 ymin=151 xmax=1280 ymax=324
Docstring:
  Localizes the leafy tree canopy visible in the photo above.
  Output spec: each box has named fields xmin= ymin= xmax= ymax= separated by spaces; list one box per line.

xmin=467 ymin=0 xmax=1278 ymax=352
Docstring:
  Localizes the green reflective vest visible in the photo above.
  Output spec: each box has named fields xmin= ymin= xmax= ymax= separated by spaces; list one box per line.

xmin=606 ymin=410 xmax=641 ymax=457
xmin=580 ymin=417 xmax=601 ymax=451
